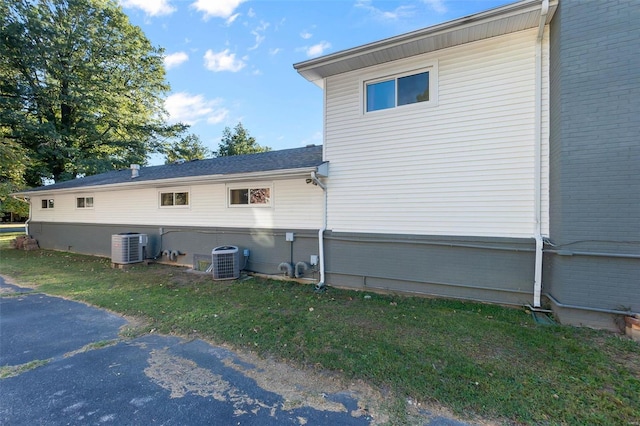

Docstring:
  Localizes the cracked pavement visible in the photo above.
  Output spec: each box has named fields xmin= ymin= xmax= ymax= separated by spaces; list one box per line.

xmin=0 ymin=277 xmax=374 ymax=425
xmin=0 ymin=275 xmax=474 ymax=425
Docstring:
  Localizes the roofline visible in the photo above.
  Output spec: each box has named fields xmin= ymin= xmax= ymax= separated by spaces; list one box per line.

xmin=11 ymin=165 xmax=327 ymax=197
xmin=294 ymin=0 xmax=555 ymax=86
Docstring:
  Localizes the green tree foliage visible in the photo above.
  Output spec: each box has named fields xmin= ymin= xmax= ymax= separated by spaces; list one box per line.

xmin=0 ymin=0 xmax=179 ymax=187
xmin=0 ymin=138 xmax=29 ymax=218
xmin=213 ymin=122 xmax=270 ymax=157
xmin=163 ymin=133 xmax=211 ymax=164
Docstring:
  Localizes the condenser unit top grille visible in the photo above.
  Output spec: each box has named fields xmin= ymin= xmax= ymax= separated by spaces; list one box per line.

xmin=212 ymin=245 xmax=240 ymax=280
xmin=111 ymin=233 xmax=147 ymax=264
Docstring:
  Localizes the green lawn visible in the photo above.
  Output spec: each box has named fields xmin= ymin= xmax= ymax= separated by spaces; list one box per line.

xmin=1 ymin=248 xmax=638 ymax=425
xmin=0 ymin=232 xmax=26 ymax=249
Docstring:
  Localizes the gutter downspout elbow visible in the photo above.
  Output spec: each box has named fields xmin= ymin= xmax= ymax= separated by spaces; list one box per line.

xmin=533 ymin=0 xmax=549 ymax=308
xmin=13 ymin=195 xmax=31 ymax=235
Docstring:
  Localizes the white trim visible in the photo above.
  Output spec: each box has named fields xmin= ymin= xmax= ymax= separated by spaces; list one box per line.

xmin=226 ymin=183 xmax=273 ymax=208
xmin=360 ymin=62 xmax=439 ymax=115
xmin=294 ymin=0 xmax=557 ymax=86
xmin=40 ymin=198 xmax=55 ymax=209
xmin=158 ymin=188 xmax=191 ymax=209
xmin=75 ymin=195 xmax=94 ymax=210
xmin=15 ymin=167 xmax=320 ymax=197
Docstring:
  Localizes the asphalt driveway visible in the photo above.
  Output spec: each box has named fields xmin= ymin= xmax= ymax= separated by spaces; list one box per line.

xmin=0 ymin=276 xmax=471 ymax=425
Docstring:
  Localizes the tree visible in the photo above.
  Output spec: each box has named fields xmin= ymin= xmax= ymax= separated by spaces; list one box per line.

xmin=163 ymin=133 xmax=211 ymax=164
xmin=0 ymin=0 xmax=178 ymax=187
xmin=213 ymin=122 xmax=270 ymax=157
xmin=0 ymin=137 xmax=29 ymax=219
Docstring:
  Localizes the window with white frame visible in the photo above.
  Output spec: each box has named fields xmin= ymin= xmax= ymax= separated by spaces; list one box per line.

xmin=76 ymin=196 xmax=94 ymax=208
xmin=159 ymin=191 xmax=189 ymax=207
xmin=365 ymin=68 xmax=433 ymax=113
xmin=229 ymin=187 xmax=271 ymax=207
xmin=41 ymin=199 xmax=54 ymax=209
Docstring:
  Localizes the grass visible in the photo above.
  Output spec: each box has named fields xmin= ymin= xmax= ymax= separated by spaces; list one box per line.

xmin=0 ymin=232 xmax=25 ymax=249
xmin=1 ymin=249 xmax=639 ymax=425
xmin=0 ymin=359 xmax=51 ymax=379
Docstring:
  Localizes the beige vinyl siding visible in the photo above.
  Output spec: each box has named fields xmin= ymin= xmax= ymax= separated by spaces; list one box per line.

xmin=324 ymin=29 xmax=549 ymax=238
xmin=31 ymin=179 xmax=324 ymax=229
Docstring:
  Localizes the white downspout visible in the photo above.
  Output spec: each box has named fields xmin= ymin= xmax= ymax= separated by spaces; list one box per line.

xmin=310 ymin=171 xmax=327 ymax=291
xmin=533 ymin=0 xmax=549 ymax=308
xmin=12 ymin=195 xmax=31 ymax=235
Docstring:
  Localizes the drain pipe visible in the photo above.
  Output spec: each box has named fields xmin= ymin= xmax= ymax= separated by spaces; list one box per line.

xmin=533 ymin=0 xmax=549 ymax=308
xmin=310 ymin=171 xmax=327 ymax=291
xmin=12 ymin=195 xmax=31 ymax=235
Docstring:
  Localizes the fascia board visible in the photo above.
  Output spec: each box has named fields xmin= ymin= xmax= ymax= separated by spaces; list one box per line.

xmin=12 ymin=166 xmax=325 ymax=197
xmin=294 ymin=0 xmax=551 ymax=82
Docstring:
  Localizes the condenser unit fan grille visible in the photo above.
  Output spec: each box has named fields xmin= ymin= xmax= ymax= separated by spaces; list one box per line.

xmin=211 ymin=246 xmax=240 ymax=280
xmin=111 ymin=233 xmax=147 ymax=264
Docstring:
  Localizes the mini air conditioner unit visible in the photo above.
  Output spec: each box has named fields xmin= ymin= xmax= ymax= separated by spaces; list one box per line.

xmin=211 ymin=246 xmax=240 ymax=280
xmin=111 ymin=233 xmax=147 ymax=264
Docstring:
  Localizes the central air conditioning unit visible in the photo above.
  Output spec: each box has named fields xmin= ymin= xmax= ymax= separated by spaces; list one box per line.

xmin=111 ymin=233 xmax=148 ymax=264
xmin=211 ymin=245 xmax=240 ymax=280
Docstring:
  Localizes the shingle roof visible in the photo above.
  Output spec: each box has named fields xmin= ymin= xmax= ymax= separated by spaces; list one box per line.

xmin=22 ymin=145 xmax=324 ymax=193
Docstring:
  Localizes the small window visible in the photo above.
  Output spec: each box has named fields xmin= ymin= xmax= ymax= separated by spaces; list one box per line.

xmin=160 ymin=191 xmax=189 ymax=207
xmin=76 ymin=197 xmax=93 ymax=208
xmin=41 ymin=199 xmax=54 ymax=209
xmin=229 ymin=187 xmax=271 ymax=206
xmin=365 ymin=70 xmax=431 ymax=112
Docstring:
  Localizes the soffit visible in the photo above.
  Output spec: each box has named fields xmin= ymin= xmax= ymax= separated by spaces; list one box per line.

xmin=294 ymin=0 xmax=557 ymax=87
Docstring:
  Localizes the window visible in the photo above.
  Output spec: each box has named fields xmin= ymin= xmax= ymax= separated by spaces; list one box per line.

xmin=229 ymin=187 xmax=271 ymax=206
xmin=41 ymin=199 xmax=54 ymax=209
xmin=365 ymin=70 xmax=431 ymax=112
xmin=160 ymin=191 xmax=189 ymax=207
xmin=76 ymin=196 xmax=93 ymax=208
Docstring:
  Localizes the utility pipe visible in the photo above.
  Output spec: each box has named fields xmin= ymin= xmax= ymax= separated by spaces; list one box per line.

xmin=12 ymin=195 xmax=31 ymax=235
xmin=545 ymin=249 xmax=640 ymax=260
xmin=310 ymin=171 xmax=327 ymax=291
xmin=546 ymin=293 xmax=638 ymax=317
xmin=533 ymin=0 xmax=549 ymax=308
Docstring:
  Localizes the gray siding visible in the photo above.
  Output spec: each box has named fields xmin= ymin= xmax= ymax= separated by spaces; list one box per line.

xmin=547 ymin=0 xmax=640 ymax=323
xmin=325 ymin=231 xmax=536 ymax=306
xmin=27 ymin=222 xmax=321 ymax=278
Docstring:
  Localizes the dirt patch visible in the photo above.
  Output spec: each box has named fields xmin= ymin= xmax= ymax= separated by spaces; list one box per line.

xmin=144 ymin=347 xmax=279 ymax=417
xmin=141 ymin=339 xmax=486 ymax=425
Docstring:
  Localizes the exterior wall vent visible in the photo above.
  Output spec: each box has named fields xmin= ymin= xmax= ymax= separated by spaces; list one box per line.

xmin=130 ymin=164 xmax=140 ymax=178
xmin=211 ymin=246 xmax=240 ymax=280
xmin=111 ymin=233 xmax=147 ymax=264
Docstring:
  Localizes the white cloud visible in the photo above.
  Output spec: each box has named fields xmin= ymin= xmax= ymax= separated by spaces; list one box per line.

xmin=269 ymin=48 xmax=282 ymax=56
xmin=300 ymin=25 xmax=315 ymax=40
xmin=422 ymin=0 xmax=447 ymax=14
xmin=119 ymin=0 xmax=175 ymax=16
xmin=191 ymin=0 xmax=245 ymax=20
xmin=164 ymin=52 xmax=189 ymax=69
xmin=226 ymin=12 xmax=241 ymax=25
xmin=248 ymin=21 xmax=270 ymax=51
xmin=203 ymin=49 xmax=246 ymax=72
xmin=355 ymin=0 xmax=414 ymax=21
xmin=306 ymin=41 xmax=331 ymax=58
xmin=247 ymin=8 xmax=256 ymax=18
xmin=165 ymin=92 xmax=228 ymax=125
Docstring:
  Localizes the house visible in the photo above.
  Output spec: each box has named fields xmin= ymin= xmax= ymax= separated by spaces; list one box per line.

xmin=15 ymin=146 xmax=328 ymax=276
xmin=293 ymin=0 xmax=639 ymax=330
xmin=14 ymin=0 xmax=639 ymax=330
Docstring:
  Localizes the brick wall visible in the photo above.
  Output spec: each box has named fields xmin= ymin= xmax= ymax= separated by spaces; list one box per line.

xmin=546 ymin=0 xmax=640 ymax=316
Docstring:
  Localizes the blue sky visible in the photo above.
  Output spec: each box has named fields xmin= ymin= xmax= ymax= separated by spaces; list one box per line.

xmin=119 ymin=0 xmax=513 ymax=163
